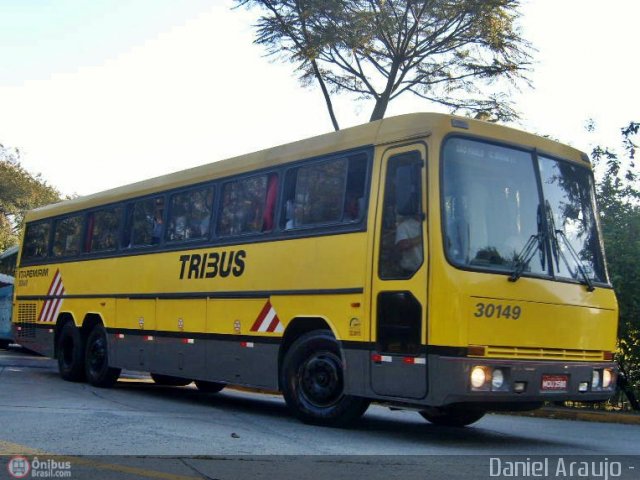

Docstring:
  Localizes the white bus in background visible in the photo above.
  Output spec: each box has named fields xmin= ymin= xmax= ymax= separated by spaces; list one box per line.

xmin=0 ymin=245 xmax=18 ymax=348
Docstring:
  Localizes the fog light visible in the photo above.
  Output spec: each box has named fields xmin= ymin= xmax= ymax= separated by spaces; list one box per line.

xmin=513 ymin=381 xmax=526 ymax=393
xmin=471 ymin=366 xmax=488 ymax=389
xmin=602 ymin=369 xmax=614 ymax=389
xmin=491 ymin=369 xmax=505 ymax=390
xmin=592 ymin=370 xmax=601 ymax=389
xmin=579 ymin=382 xmax=589 ymax=392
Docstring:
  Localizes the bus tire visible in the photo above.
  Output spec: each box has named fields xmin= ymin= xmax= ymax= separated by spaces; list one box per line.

xmin=0 ymin=340 xmax=10 ymax=349
xmin=419 ymin=406 xmax=485 ymax=427
xmin=56 ymin=322 xmax=86 ymax=382
xmin=85 ymin=325 xmax=121 ymax=388
xmin=195 ymin=380 xmax=225 ymax=394
xmin=151 ymin=373 xmax=192 ymax=386
xmin=281 ymin=329 xmax=369 ymax=427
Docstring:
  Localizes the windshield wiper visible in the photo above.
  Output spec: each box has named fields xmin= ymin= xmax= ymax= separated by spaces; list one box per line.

xmin=544 ymin=201 xmax=595 ymax=292
xmin=552 ymin=229 xmax=596 ymax=292
xmin=509 ymin=232 xmax=545 ymax=282
xmin=509 ymin=204 xmax=546 ymax=283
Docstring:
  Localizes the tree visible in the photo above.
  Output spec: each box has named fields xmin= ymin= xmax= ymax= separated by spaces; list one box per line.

xmin=590 ymin=121 xmax=640 ymax=409
xmin=236 ymin=0 xmax=533 ymax=130
xmin=0 ymin=143 xmax=60 ymax=251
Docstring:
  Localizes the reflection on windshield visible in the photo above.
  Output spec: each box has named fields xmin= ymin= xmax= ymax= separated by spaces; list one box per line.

xmin=539 ymin=157 xmax=606 ymax=283
xmin=442 ymin=138 xmax=546 ymax=275
xmin=442 ymin=138 xmax=607 ymax=284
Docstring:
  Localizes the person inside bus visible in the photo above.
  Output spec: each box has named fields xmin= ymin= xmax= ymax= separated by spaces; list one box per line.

xmin=395 ymin=195 xmax=423 ymax=274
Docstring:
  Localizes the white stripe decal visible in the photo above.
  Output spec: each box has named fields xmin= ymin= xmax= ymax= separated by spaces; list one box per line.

xmin=258 ymin=309 xmax=276 ymax=332
xmin=40 ymin=273 xmax=61 ymax=321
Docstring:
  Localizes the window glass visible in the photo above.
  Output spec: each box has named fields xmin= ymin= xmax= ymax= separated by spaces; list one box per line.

xmin=52 ymin=216 xmax=83 ymax=257
xmin=283 ymin=158 xmax=346 ymax=229
xmin=218 ymin=175 xmax=270 ymax=236
xmin=22 ymin=223 xmax=51 ymax=260
xmin=87 ymin=207 xmax=122 ymax=252
xmin=0 ymin=249 xmax=17 ymax=276
xmin=281 ymin=154 xmax=368 ymax=230
xmin=538 ymin=156 xmax=606 ymax=282
xmin=123 ymin=196 xmax=165 ymax=248
xmin=442 ymin=138 xmax=545 ymax=275
xmin=343 ymin=154 xmax=368 ymax=222
xmin=166 ymin=186 xmax=214 ymax=242
xmin=379 ymin=152 xmax=424 ymax=279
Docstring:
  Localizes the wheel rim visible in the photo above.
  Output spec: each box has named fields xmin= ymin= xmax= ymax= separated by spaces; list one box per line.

xmin=299 ymin=351 xmax=343 ymax=407
xmin=88 ymin=333 xmax=107 ymax=375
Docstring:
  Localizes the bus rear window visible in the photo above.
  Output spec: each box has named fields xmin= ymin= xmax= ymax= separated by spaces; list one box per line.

xmin=52 ymin=216 xmax=84 ymax=257
xmin=23 ymin=222 xmax=51 ymax=261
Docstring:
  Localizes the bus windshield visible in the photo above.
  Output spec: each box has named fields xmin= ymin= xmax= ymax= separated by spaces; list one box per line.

xmin=442 ymin=137 xmax=607 ymax=284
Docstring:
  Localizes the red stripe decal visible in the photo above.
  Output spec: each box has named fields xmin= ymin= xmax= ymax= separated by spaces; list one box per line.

xmin=250 ymin=300 xmax=272 ymax=331
xmin=266 ymin=314 xmax=280 ymax=332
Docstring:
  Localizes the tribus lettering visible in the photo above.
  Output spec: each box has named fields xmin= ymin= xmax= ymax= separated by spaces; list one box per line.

xmin=178 ymin=250 xmax=246 ymax=279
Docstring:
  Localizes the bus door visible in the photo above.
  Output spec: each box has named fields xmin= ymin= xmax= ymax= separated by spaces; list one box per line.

xmin=370 ymin=145 xmax=428 ymax=399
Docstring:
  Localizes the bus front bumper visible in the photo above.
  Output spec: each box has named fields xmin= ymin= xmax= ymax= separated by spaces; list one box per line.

xmin=428 ymin=356 xmax=617 ymax=407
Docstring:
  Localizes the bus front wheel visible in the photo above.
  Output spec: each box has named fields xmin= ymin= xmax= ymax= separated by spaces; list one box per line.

xmin=281 ymin=330 xmax=369 ymax=427
xmin=56 ymin=322 xmax=86 ymax=382
xmin=85 ymin=325 xmax=121 ymax=388
xmin=419 ymin=406 xmax=485 ymax=427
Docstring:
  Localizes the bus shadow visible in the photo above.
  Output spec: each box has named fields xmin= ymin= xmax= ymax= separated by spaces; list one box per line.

xmin=111 ymin=379 xmax=574 ymax=452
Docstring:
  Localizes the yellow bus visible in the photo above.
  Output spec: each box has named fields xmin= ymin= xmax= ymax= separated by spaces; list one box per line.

xmin=13 ymin=113 xmax=617 ymax=427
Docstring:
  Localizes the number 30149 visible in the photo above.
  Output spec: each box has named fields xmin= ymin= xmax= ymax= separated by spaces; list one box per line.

xmin=474 ymin=303 xmax=521 ymax=319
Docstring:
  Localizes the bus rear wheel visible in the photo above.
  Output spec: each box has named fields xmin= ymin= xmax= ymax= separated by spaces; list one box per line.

xmin=85 ymin=325 xmax=121 ymax=388
xmin=56 ymin=322 xmax=86 ymax=382
xmin=419 ymin=406 xmax=485 ymax=427
xmin=195 ymin=380 xmax=225 ymax=394
xmin=281 ymin=330 xmax=369 ymax=427
xmin=151 ymin=373 xmax=192 ymax=386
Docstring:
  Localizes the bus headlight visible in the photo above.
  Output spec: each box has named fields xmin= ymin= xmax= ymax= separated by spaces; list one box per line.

xmin=471 ymin=366 xmax=488 ymax=389
xmin=491 ymin=369 xmax=505 ymax=390
xmin=592 ymin=370 xmax=601 ymax=389
xmin=602 ymin=369 xmax=614 ymax=389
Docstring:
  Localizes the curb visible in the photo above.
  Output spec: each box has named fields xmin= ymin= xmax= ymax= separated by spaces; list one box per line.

xmin=503 ymin=407 xmax=640 ymax=425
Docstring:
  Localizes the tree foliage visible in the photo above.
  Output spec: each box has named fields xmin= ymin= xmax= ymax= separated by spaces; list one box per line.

xmin=237 ymin=0 xmax=533 ymax=129
xmin=591 ymin=121 xmax=640 ymax=407
xmin=0 ymin=143 xmax=60 ymax=251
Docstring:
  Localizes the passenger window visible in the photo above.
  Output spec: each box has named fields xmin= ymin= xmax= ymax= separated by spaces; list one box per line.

xmin=281 ymin=153 xmax=367 ymax=230
xmin=23 ymin=222 xmax=51 ymax=260
xmin=218 ymin=174 xmax=273 ymax=236
xmin=379 ymin=152 xmax=424 ymax=279
xmin=52 ymin=215 xmax=84 ymax=257
xmin=123 ymin=196 xmax=165 ymax=248
xmin=166 ymin=186 xmax=214 ymax=242
xmin=87 ymin=207 xmax=122 ymax=253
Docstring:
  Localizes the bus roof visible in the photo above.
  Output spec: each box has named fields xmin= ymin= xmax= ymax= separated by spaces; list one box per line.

xmin=25 ymin=112 xmax=587 ymax=222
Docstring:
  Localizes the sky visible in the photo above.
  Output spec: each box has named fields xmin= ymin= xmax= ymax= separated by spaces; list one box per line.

xmin=0 ymin=0 xmax=638 ymax=197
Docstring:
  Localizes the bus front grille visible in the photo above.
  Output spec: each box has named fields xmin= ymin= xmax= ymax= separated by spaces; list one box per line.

xmin=17 ymin=303 xmax=36 ymax=338
xmin=482 ymin=346 xmax=604 ymax=362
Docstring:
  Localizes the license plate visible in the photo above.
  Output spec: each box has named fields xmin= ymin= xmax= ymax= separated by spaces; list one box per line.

xmin=541 ymin=375 xmax=568 ymax=391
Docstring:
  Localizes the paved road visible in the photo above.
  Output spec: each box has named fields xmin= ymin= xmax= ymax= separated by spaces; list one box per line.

xmin=0 ymin=346 xmax=638 ymax=479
